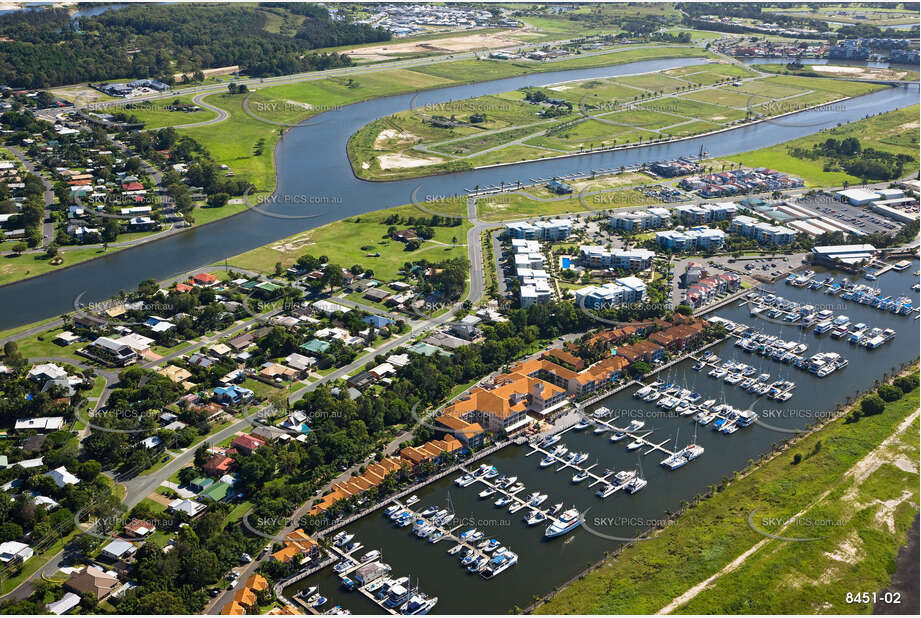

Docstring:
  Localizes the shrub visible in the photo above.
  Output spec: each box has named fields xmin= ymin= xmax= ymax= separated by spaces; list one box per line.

xmin=876 ymin=384 xmax=902 ymax=403
xmin=860 ymin=394 xmax=886 ymax=417
xmin=893 ymin=375 xmax=919 ymax=393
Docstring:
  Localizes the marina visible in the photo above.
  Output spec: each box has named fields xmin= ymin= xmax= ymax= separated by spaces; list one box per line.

xmin=283 ymin=268 xmax=918 ymax=615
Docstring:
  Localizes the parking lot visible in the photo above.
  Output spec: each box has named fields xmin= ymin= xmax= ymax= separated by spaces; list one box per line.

xmin=796 ymin=197 xmax=904 ymax=235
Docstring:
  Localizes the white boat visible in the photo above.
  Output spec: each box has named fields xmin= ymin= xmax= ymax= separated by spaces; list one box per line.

xmin=625 ymin=475 xmax=647 ymax=494
xmin=494 ymin=496 xmax=512 ymax=507
xmin=626 ymin=437 xmax=645 ymax=450
xmin=541 ymin=434 xmax=562 ymax=448
xmin=634 ymin=386 xmax=652 ymax=399
xmin=571 ymin=470 xmax=589 ymax=483
xmin=549 ymin=503 xmax=563 ymax=515
xmin=508 ymin=482 xmax=525 ymax=494
xmin=661 ymin=444 xmax=704 ymax=470
xmin=609 ymin=431 xmax=628 ymax=442
xmin=545 ymin=508 xmax=582 ymax=538
xmin=508 ymin=502 xmax=526 ymax=513
xmin=400 ymin=593 xmax=438 ymax=615
xmin=525 ymin=510 xmax=547 ymax=526
xmin=573 ymin=419 xmax=592 ymax=430
xmin=626 ymin=419 xmax=645 ymax=432
xmin=572 ymin=452 xmax=589 ymax=465
xmin=359 ymin=550 xmax=380 ymax=563
xmin=528 ymin=493 xmax=548 ymax=507
xmin=405 ymin=495 xmax=420 ymax=506
xmin=480 ymin=551 xmax=518 ymax=579
xmin=478 ymin=487 xmax=496 ymax=499
xmin=595 ymin=483 xmax=618 ymax=498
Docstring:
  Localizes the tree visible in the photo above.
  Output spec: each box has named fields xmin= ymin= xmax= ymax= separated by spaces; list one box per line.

xmin=860 ymin=394 xmax=885 ymax=416
xmin=206 ymin=192 xmax=229 ymax=208
xmin=10 ymin=241 xmax=27 ymax=255
xmin=894 ymin=375 xmax=919 ymax=393
xmin=876 ymin=384 xmax=902 ymax=402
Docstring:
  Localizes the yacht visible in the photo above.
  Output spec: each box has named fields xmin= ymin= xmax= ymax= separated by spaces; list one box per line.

xmin=400 ymin=593 xmax=438 ymax=615
xmin=333 ymin=533 xmax=355 ymax=548
xmin=572 ymin=452 xmax=589 ymax=465
xmin=419 ymin=506 xmax=438 ymax=518
xmin=633 ymin=386 xmax=652 ymax=399
xmin=309 ymin=594 xmax=327 ymax=608
xmin=539 ymin=455 xmax=556 ymax=468
xmin=447 ymin=544 xmax=464 ymax=555
xmin=508 ymin=482 xmax=525 ymax=494
xmin=625 ymin=474 xmax=647 ymax=494
xmin=359 ymin=550 xmax=381 ymax=563
xmin=525 ymin=510 xmax=547 ymax=526
xmin=454 ymin=474 xmax=476 ymax=487
xmin=528 ymin=493 xmax=548 ymax=507
xmin=467 ymin=555 xmax=489 ymax=574
xmin=626 ymin=437 xmax=645 ymax=450
xmin=609 ymin=431 xmax=628 ymax=442
xmin=592 ymin=407 xmax=612 ymax=419
xmin=480 ymin=551 xmax=518 ymax=579
xmin=478 ymin=487 xmax=496 ymax=499
xmin=459 ymin=528 xmax=480 ymax=541
xmin=626 ymin=419 xmax=646 ymax=432
xmin=333 ymin=559 xmax=355 ymax=574
xmin=508 ymin=501 xmax=526 ymax=514
xmin=573 ymin=418 xmax=592 ymax=430
xmin=660 ymin=444 xmax=704 ymax=470
xmin=545 ymin=508 xmax=582 ymax=538
xmin=541 ymin=434 xmax=562 ymax=448
xmin=593 ymin=424 xmax=609 ymax=435
xmin=384 ymin=505 xmax=401 ymax=517
xmin=596 ymin=483 xmax=618 ymax=498
xmin=494 ymin=495 xmax=512 ymax=507
xmin=405 ymin=495 xmax=420 ymax=506
xmin=572 ymin=470 xmax=589 ymax=483
xmin=383 ymin=580 xmax=413 ymax=609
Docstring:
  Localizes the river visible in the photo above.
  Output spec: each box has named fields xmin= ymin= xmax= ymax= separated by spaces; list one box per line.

xmin=284 ymin=267 xmax=919 ymax=614
xmin=0 ymin=59 xmax=917 ymax=330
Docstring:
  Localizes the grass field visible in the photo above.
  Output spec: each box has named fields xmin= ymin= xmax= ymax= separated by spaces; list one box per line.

xmin=119 ymin=95 xmax=218 ymax=129
xmin=727 ymin=104 xmax=920 ymax=186
xmin=223 ymin=203 xmax=470 ymax=282
xmin=537 ymin=374 xmax=920 ymax=614
xmin=349 ymin=61 xmax=892 ymax=180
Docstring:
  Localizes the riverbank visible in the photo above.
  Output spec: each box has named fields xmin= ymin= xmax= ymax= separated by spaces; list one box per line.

xmin=533 ymin=367 xmax=920 ymax=615
xmin=726 ymin=103 xmax=921 ymax=186
xmin=346 ymin=64 xmax=886 ymax=182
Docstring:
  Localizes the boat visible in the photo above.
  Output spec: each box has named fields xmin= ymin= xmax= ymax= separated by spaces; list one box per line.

xmin=405 ymin=495 xmax=420 ymax=506
xmin=549 ymin=502 xmax=563 ymax=515
xmin=478 ymin=487 xmax=496 ymax=499
xmin=573 ymin=419 xmax=592 ymax=431
xmin=609 ymin=431 xmax=627 ymax=442
xmin=525 ymin=510 xmax=547 ymax=526
xmin=625 ymin=474 xmax=647 ymax=494
xmin=593 ymin=425 xmax=609 ymax=435
xmin=661 ymin=444 xmax=705 ymax=470
xmin=528 ymin=493 xmax=548 ymax=507
xmin=494 ymin=495 xmax=512 ymax=507
xmin=400 ymin=593 xmax=438 ymax=615
xmin=419 ymin=505 xmax=437 ymax=517
xmin=626 ymin=419 xmax=645 ymax=432
xmin=467 ymin=555 xmax=489 ymax=573
xmin=454 ymin=474 xmax=476 ymax=487
xmin=634 ymin=386 xmax=653 ymax=399
xmin=384 ymin=505 xmax=400 ymax=517
xmin=539 ymin=455 xmax=556 ymax=468
xmin=572 ymin=452 xmax=589 ymax=465
xmin=447 ymin=544 xmax=463 ymax=555
xmin=480 ymin=551 xmax=518 ymax=579
xmin=626 ymin=437 xmax=645 ymax=450
xmin=459 ymin=528 xmax=479 ymax=541
xmin=333 ymin=532 xmax=354 ymax=547
xmin=592 ymin=407 xmax=612 ymax=419
xmin=508 ymin=482 xmax=525 ymax=494
xmin=333 ymin=559 xmax=355 ymax=574
xmin=309 ymin=594 xmax=327 ymax=608
xmin=479 ymin=538 xmax=500 ymax=552
xmin=595 ymin=483 xmax=618 ymax=498
xmin=359 ymin=550 xmax=380 ymax=563
xmin=383 ymin=580 xmax=412 ymax=609
xmin=541 ymin=434 xmax=562 ymax=448
xmin=572 ymin=470 xmax=589 ymax=483
xmin=545 ymin=508 xmax=582 ymax=538
xmin=427 ymin=531 xmax=443 ymax=543
xmin=508 ymin=502 xmax=526 ymax=513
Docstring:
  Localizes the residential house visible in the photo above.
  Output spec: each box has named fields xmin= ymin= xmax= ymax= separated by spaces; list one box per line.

xmin=64 ymin=566 xmax=119 ymax=600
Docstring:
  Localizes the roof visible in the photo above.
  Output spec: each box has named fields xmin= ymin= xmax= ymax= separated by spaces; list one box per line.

xmin=443 ymin=372 xmax=564 ymax=420
xmin=46 ymin=591 xmax=81 ymax=615
xmin=64 ymin=566 xmax=119 ymax=599
xmin=101 ymin=539 xmax=136 ymax=558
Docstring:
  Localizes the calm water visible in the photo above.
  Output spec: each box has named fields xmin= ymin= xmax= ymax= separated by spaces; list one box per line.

xmin=0 ymin=59 xmax=916 ymax=329
xmin=286 ymin=268 xmax=919 ymax=614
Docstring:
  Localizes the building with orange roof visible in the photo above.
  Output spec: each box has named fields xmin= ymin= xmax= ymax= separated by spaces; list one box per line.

xmin=511 ymin=355 xmax=628 ymax=397
xmin=268 ymin=604 xmax=302 ymax=615
xmin=648 ymin=320 xmax=705 ymax=351
xmin=542 ymin=348 xmax=584 ymax=370
xmin=400 ymin=435 xmax=463 ymax=470
xmin=245 ymin=574 xmax=268 ymax=592
xmin=435 ymin=414 xmax=485 ymax=449
xmin=271 ymin=529 xmax=320 ymax=564
xmin=615 ymin=340 xmax=664 ymax=364
xmin=307 ymin=456 xmax=407 ymax=516
xmin=232 ymin=587 xmax=257 ymax=608
xmin=441 ymin=371 xmax=565 ymax=433
xmin=221 ymin=601 xmax=246 ymax=615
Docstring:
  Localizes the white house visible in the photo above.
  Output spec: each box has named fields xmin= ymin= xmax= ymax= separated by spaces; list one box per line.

xmin=45 ymin=466 xmax=80 ymax=488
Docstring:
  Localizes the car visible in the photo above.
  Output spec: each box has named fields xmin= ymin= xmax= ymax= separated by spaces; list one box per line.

xmin=241 ymin=553 xmax=253 ymax=563
xmin=208 ymin=588 xmax=221 ymax=597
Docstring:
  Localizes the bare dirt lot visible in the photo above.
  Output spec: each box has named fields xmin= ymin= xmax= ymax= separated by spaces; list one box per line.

xmin=341 ymin=29 xmax=530 ymax=62
xmin=809 ymin=65 xmax=913 ymax=80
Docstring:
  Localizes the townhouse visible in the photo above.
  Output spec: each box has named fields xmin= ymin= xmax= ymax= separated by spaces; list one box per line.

xmin=729 ymin=214 xmax=797 ymax=245
xmin=577 ymin=245 xmax=655 ymax=270
xmin=573 ymin=276 xmax=647 ymax=309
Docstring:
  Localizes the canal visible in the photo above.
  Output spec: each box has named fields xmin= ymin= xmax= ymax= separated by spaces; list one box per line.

xmin=0 ymin=59 xmax=917 ymax=329
xmin=284 ymin=268 xmax=919 ymax=614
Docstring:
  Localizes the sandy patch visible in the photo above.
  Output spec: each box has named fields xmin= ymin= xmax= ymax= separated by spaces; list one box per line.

xmin=173 ymin=65 xmax=240 ymax=81
xmin=898 ymin=120 xmax=920 ymax=131
xmin=548 ymin=85 xmax=572 ymax=91
xmin=342 ymin=29 xmax=530 ymax=61
xmin=872 ymin=490 xmax=914 ymax=533
xmin=374 ymin=129 xmax=420 ymax=150
xmin=824 ymin=531 xmax=864 ymax=563
xmin=810 ymin=65 xmax=908 ymax=80
xmin=711 ymin=116 xmax=727 ymax=121
xmin=362 ymin=162 xmax=371 ymax=170
xmin=378 ymin=153 xmax=444 ymax=170
xmin=271 ymin=232 xmax=315 ymax=253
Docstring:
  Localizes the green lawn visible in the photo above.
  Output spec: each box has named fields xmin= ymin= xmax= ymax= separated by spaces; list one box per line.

xmin=727 ymin=104 xmax=920 ymax=186
xmin=223 ymin=203 xmax=470 ymax=284
xmin=538 ymin=376 xmax=920 ymax=614
xmin=121 ymin=95 xmax=218 ymax=129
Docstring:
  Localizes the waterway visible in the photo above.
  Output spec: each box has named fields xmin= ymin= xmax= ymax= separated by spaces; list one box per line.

xmin=284 ymin=267 xmax=919 ymax=614
xmin=0 ymin=59 xmax=917 ymax=329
